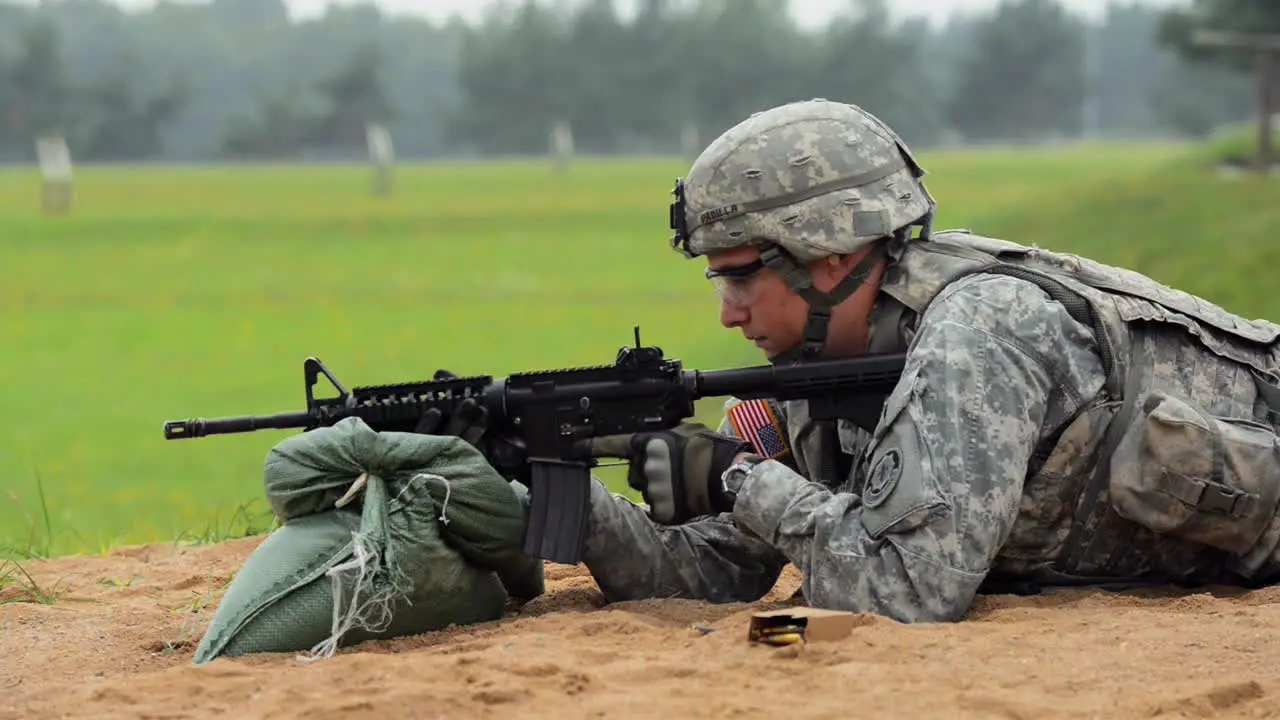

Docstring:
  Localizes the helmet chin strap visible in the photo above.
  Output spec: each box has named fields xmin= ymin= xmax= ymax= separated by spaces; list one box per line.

xmin=759 ymin=241 xmax=889 ymax=367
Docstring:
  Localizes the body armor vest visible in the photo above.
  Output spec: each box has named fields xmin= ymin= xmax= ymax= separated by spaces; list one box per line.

xmin=776 ymin=229 xmax=1280 ymax=589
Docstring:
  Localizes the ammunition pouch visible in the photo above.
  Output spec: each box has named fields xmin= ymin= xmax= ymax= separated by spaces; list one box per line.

xmin=1107 ymin=390 xmax=1280 ymax=575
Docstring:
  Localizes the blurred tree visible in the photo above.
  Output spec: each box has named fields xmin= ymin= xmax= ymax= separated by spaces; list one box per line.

xmin=71 ymin=52 xmax=189 ymax=160
xmin=809 ymin=0 xmax=946 ymax=146
xmin=561 ymin=0 xmax=629 ymax=153
xmin=946 ymin=0 xmax=1087 ymax=143
xmin=0 ymin=0 xmax=1264 ymax=161
xmin=680 ymin=0 xmax=809 ymax=137
xmin=221 ymin=84 xmax=325 ymax=158
xmin=308 ymin=43 xmax=393 ymax=149
xmin=206 ymin=0 xmax=291 ymax=26
xmin=1157 ymin=0 xmax=1280 ymax=72
xmin=1156 ymin=0 xmax=1280 ymax=166
xmin=0 ymin=20 xmax=74 ymax=157
xmin=614 ymin=0 xmax=697 ymax=152
xmin=449 ymin=1 xmax=572 ymax=155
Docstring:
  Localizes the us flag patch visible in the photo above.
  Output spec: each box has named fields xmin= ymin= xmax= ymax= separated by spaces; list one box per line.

xmin=726 ymin=399 xmax=790 ymax=460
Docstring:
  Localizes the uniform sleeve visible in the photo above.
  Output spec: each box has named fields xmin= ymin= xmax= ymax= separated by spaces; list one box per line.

xmin=730 ymin=273 xmax=1105 ymax=622
xmin=579 ymin=479 xmax=789 ymax=603
xmin=577 ymin=397 xmax=791 ymax=603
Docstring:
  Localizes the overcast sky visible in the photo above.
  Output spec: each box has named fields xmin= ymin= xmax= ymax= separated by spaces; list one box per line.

xmin=95 ymin=0 xmax=1185 ymax=26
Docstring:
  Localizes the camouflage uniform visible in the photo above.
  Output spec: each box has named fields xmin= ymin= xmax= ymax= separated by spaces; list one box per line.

xmin=580 ymin=99 xmax=1280 ymax=623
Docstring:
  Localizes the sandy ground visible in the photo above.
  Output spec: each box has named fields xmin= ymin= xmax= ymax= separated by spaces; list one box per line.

xmin=3 ymin=537 xmax=1280 ymax=719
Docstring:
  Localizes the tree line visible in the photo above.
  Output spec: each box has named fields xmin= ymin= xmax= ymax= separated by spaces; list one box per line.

xmin=0 ymin=0 xmax=1268 ymax=163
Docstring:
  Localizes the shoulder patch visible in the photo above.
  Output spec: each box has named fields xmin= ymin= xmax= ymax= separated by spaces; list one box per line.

xmin=726 ymin=399 xmax=791 ymax=461
xmin=863 ymin=448 xmax=901 ymax=509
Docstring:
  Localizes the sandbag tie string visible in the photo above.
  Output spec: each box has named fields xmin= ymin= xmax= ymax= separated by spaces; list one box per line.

xmin=335 ymin=473 xmax=368 ymax=509
xmin=404 ymin=472 xmax=453 ymax=526
xmin=335 ymin=472 xmax=453 ymax=526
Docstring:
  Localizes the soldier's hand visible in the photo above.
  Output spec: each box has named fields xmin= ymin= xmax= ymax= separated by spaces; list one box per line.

xmin=414 ymin=369 xmax=483 ymax=442
xmin=414 ymin=371 xmax=531 ymax=483
xmin=584 ymin=423 xmax=751 ymax=525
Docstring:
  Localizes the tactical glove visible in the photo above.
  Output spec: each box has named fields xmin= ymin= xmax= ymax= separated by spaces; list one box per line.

xmin=414 ymin=370 xmax=530 ymax=483
xmin=585 ymin=423 xmax=751 ymax=525
xmin=413 ymin=369 xmax=488 ymax=447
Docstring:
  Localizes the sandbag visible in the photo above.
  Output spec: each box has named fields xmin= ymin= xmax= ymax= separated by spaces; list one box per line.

xmin=193 ymin=416 xmax=544 ymax=664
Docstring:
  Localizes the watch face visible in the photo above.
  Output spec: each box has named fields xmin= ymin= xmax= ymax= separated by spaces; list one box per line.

xmin=724 ymin=463 xmax=752 ymax=494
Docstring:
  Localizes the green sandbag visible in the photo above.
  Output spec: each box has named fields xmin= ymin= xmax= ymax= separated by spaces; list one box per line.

xmin=193 ymin=417 xmax=545 ymax=664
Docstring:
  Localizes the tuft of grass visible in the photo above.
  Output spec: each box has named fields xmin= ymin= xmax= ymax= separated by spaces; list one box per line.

xmin=96 ymin=575 xmax=137 ymax=588
xmin=4 ymin=473 xmax=57 ymax=559
xmin=169 ymin=500 xmax=279 ymax=549
xmin=0 ymin=559 xmax=66 ymax=605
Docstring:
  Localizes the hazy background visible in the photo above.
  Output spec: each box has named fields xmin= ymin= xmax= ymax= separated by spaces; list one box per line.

xmin=0 ymin=0 xmax=1263 ymax=165
xmin=97 ymin=0 xmax=1181 ymax=24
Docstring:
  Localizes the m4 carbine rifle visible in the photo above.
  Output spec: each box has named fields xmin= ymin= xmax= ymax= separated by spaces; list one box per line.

xmin=163 ymin=328 xmax=906 ymax=565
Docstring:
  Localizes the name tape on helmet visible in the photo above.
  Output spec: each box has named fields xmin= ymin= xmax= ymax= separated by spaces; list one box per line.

xmin=685 ymin=157 xmax=908 ymax=237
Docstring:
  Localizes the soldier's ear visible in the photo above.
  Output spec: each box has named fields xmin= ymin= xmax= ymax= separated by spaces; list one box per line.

xmin=820 ymin=253 xmax=856 ymax=277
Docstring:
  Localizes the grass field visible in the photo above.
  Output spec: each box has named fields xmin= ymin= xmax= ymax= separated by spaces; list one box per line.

xmin=2 ymin=139 xmax=1278 ymax=559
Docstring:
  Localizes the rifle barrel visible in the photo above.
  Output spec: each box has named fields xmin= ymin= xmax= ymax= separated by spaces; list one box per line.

xmin=692 ymin=353 xmax=906 ymax=401
xmin=163 ymin=411 xmax=314 ymax=439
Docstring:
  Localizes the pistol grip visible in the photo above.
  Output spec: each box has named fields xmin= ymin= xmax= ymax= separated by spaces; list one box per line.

xmin=522 ymin=458 xmax=592 ymax=564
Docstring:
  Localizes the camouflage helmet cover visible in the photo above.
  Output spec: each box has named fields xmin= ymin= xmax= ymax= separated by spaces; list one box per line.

xmin=670 ymin=99 xmax=935 ymax=263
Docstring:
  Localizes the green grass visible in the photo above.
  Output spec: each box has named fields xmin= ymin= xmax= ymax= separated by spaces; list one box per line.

xmin=0 ymin=557 xmax=67 ymax=605
xmin=1203 ymin=121 xmax=1280 ymax=167
xmin=2 ymin=139 xmax=1276 ymax=559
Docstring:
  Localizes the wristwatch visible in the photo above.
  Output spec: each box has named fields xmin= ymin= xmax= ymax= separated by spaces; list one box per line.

xmin=721 ymin=454 xmax=764 ymax=501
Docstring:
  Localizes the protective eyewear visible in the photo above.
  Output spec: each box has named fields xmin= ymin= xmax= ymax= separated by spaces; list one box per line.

xmin=705 ymin=259 xmax=767 ymax=308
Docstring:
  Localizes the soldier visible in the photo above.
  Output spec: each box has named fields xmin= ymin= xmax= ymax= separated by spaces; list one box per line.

xmin=571 ymin=98 xmax=1280 ymax=623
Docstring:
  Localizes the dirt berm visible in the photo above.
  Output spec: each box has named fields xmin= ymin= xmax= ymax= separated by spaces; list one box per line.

xmin=3 ymin=537 xmax=1278 ymax=719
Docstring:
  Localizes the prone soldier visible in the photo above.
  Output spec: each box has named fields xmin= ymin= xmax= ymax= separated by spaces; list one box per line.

xmin=571 ymin=98 xmax=1280 ymax=622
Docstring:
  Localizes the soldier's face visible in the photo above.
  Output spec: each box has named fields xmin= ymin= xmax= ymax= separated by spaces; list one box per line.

xmin=706 ymin=245 xmax=880 ymax=360
xmin=708 ymin=246 xmax=800 ymax=358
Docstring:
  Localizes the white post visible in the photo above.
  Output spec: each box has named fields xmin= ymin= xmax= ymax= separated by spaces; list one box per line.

xmin=550 ymin=120 xmax=574 ymax=173
xmin=35 ymin=136 xmax=73 ymax=215
xmin=681 ymin=121 xmax=699 ymax=160
xmin=365 ymin=122 xmax=395 ymax=197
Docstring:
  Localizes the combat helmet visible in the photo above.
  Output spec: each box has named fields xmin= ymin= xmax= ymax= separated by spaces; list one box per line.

xmin=668 ymin=98 xmax=936 ymax=363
